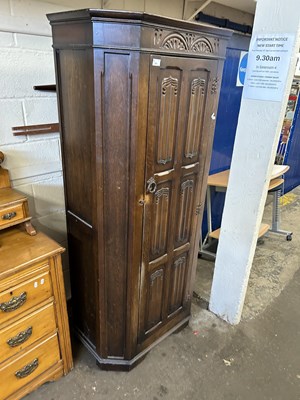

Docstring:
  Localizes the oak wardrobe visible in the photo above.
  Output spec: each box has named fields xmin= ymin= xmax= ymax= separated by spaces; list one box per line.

xmin=48 ymin=9 xmax=231 ymax=370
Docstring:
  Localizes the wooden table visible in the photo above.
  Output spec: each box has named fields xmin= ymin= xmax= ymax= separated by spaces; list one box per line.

xmin=200 ymin=164 xmax=291 ymax=258
xmin=207 ymin=164 xmax=289 ymax=188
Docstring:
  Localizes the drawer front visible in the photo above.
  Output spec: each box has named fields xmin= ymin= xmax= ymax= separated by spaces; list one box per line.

xmin=0 ymin=204 xmax=25 ymax=228
xmin=0 ymin=334 xmax=60 ymax=400
xmin=0 ymin=303 xmax=57 ymax=363
xmin=0 ymin=271 xmax=52 ymax=325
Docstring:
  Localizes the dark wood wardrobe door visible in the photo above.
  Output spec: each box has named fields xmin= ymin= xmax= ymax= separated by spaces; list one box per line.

xmin=139 ymin=56 xmax=217 ymax=346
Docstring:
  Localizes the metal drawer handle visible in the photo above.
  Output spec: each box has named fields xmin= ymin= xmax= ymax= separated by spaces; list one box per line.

xmin=0 ymin=292 xmax=27 ymax=313
xmin=15 ymin=358 xmax=39 ymax=379
xmin=2 ymin=211 xmax=17 ymax=220
xmin=7 ymin=326 xmax=33 ymax=348
xmin=146 ymin=177 xmax=157 ymax=194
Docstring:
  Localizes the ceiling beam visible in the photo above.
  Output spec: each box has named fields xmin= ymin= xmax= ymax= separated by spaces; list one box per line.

xmin=187 ymin=0 xmax=212 ymax=20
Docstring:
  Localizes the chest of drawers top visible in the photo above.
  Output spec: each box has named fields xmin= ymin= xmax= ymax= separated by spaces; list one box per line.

xmin=0 ymin=228 xmax=64 ymax=280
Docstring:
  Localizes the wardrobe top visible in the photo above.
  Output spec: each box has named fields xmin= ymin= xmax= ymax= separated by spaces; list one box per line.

xmin=47 ymin=8 xmax=232 ymax=38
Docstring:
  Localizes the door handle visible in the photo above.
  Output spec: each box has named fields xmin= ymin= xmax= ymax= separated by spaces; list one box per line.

xmin=146 ymin=177 xmax=157 ymax=194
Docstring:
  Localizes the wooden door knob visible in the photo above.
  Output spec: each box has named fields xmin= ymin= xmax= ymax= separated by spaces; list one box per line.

xmin=0 ymin=151 xmax=4 ymax=165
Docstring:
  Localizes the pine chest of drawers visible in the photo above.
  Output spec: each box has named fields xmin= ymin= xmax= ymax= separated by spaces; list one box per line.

xmin=0 ymin=188 xmax=36 ymax=236
xmin=0 ymin=227 xmax=73 ymax=400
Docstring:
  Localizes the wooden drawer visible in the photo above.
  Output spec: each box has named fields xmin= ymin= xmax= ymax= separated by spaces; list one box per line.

xmin=0 ymin=303 xmax=57 ymax=363
xmin=0 ymin=271 xmax=52 ymax=325
xmin=0 ymin=204 xmax=25 ymax=229
xmin=0 ymin=333 xmax=61 ymax=400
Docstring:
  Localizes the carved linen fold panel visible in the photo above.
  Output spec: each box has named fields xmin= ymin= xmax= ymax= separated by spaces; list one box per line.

xmin=168 ymin=255 xmax=187 ymax=314
xmin=146 ymin=268 xmax=164 ymax=330
xmin=176 ymin=179 xmax=195 ymax=245
xmin=185 ymin=78 xmax=206 ymax=159
xmin=151 ymin=187 xmax=170 ymax=257
xmin=157 ymin=76 xmax=178 ymax=165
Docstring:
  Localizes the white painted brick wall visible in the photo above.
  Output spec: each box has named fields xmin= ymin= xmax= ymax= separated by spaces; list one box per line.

xmin=1 ymin=139 xmax=62 ymax=180
xmin=32 ymin=175 xmax=65 ymax=217
xmin=0 ymin=99 xmax=26 ymax=145
xmin=15 ymin=33 xmax=52 ymax=50
xmin=0 ymin=31 xmax=15 ymax=47
xmin=0 ymin=0 xmax=11 ymax=16
xmin=0 ymin=48 xmax=56 ymax=99
xmin=0 ymin=1 xmax=73 ymax=296
xmin=1 ymin=0 xmax=73 ymax=36
xmin=24 ymin=97 xmax=58 ymax=125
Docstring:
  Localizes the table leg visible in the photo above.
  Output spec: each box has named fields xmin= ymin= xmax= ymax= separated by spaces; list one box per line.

xmin=269 ymin=187 xmax=293 ymax=240
xmin=199 ymin=186 xmax=216 ymax=258
xmin=207 ymin=185 xmax=212 ymax=236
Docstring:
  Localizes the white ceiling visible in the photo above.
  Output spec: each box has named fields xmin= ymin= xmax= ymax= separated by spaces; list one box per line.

xmin=214 ymin=0 xmax=256 ymax=14
xmin=45 ymin=0 xmax=257 ymax=15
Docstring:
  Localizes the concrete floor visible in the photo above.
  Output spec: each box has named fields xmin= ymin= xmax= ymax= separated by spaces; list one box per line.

xmin=195 ymin=186 xmax=300 ymax=320
xmin=26 ymin=187 xmax=300 ymax=400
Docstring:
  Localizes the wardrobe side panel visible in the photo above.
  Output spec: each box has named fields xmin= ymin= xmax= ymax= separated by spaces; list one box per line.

xmin=56 ymin=49 xmax=95 ymax=225
xmin=55 ymin=49 xmax=98 ymax=344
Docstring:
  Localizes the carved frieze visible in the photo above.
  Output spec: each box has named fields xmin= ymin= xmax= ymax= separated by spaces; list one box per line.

xmin=154 ymin=29 xmax=219 ymax=54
